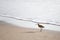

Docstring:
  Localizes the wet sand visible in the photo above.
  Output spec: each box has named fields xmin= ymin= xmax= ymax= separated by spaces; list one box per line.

xmin=0 ymin=23 xmax=60 ymax=40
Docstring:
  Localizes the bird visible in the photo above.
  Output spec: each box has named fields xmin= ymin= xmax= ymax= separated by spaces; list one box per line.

xmin=37 ymin=23 xmax=44 ymax=32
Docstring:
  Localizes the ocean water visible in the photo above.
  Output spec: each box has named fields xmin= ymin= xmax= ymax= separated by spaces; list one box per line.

xmin=0 ymin=0 xmax=60 ymax=31
xmin=0 ymin=17 xmax=60 ymax=31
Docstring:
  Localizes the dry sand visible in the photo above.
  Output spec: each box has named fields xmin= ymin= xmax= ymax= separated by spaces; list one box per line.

xmin=0 ymin=23 xmax=60 ymax=40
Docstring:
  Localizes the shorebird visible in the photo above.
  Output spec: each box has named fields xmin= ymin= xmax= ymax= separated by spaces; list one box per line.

xmin=37 ymin=23 xmax=44 ymax=32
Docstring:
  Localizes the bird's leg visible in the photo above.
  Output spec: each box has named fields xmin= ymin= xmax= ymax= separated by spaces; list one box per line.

xmin=40 ymin=28 xmax=42 ymax=32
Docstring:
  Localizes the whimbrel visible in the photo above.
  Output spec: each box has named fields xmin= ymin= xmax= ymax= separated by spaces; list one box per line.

xmin=37 ymin=23 xmax=44 ymax=32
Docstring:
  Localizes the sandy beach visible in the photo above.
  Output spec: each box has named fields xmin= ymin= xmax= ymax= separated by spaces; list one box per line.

xmin=0 ymin=23 xmax=60 ymax=40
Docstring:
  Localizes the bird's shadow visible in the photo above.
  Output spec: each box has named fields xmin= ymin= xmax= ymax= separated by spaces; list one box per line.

xmin=21 ymin=31 xmax=42 ymax=33
xmin=22 ymin=31 xmax=36 ymax=33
